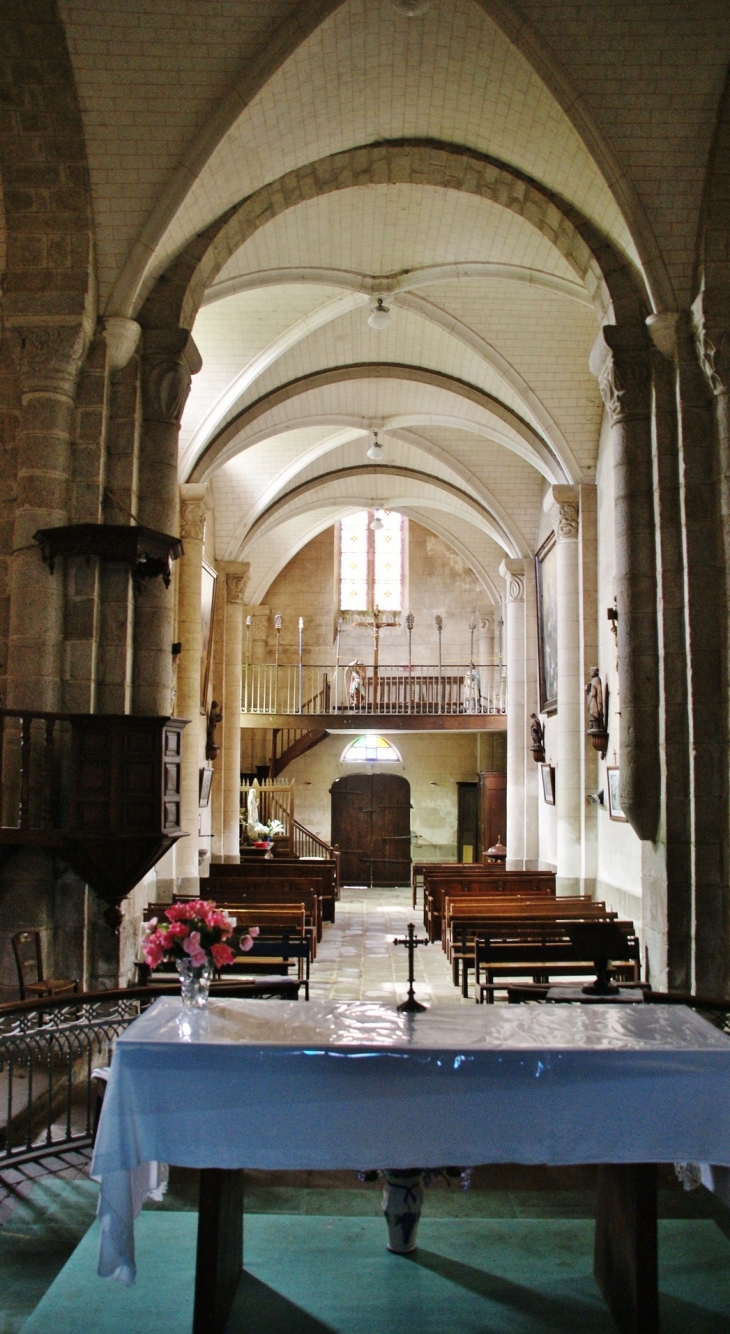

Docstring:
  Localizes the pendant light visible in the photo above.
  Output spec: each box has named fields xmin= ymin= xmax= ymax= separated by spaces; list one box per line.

xmin=368 ymin=297 xmax=392 ymax=330
xmin=370 ymin=510 xmax=385 ymax=531
xmin=367 ymin=431 xmax=385 ymax=462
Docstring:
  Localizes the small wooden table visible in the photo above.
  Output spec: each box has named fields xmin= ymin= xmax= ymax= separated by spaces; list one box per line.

xmin=92 ymin=998 xmax=730 ymax=1334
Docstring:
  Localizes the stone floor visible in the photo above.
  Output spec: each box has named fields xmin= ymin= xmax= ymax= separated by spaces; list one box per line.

xmin=309 ymin=885 xmax=468 ymax=1004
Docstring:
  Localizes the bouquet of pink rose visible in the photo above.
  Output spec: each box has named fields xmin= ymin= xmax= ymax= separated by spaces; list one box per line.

xmin=142 ymin=899 xmax=259 ymax=972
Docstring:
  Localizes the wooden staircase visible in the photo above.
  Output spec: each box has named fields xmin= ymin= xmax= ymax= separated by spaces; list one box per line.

xmin=271 ymin=727 xmax=329 ymax=777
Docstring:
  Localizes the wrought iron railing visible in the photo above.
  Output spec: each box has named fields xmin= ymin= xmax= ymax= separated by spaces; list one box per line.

xmin=0 ymin=981 xmax=303 ymax=1169
xmin=242 ymin=663 xmax=506 ymax=715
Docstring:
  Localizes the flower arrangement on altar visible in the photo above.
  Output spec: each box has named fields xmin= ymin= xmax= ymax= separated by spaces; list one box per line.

xmin=142 ymin=900 xmax=258 ymax=972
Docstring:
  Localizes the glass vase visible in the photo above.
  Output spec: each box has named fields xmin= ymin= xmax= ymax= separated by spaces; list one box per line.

xmin=176 ymin=958 xmax=212 ymax=1010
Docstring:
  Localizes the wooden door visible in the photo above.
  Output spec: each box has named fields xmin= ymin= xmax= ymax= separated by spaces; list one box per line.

xmin=457 ymin=782 xmax=478 ymax=862
xmin=477 ymin=771 xmax=507 ymax=858
xmin=331 ymin=774 xmax=411 ymax=886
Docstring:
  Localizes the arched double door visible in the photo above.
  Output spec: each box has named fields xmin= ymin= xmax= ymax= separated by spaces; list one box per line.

xmin=331 ymin=774 xmax=411 ymax=887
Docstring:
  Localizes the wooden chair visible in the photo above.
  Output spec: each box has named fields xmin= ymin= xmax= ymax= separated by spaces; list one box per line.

xmin=11 ymin=930 xmax=79 ymax=1001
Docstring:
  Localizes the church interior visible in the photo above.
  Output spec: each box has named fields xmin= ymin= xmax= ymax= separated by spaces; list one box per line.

xmin=2 ymin=1 xmax=730 ymax=1331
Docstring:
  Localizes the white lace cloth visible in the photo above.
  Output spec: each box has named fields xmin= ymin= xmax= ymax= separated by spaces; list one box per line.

xmin=91 ymin=998 xmax=730 ymax=1284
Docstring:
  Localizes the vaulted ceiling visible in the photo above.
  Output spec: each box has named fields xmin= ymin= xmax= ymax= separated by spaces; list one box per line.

xmin=56 ymin=0 xmax=730 ymax=604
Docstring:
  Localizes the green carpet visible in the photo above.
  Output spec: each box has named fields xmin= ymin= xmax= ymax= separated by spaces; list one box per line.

xmin=17 ymin=1212 xmax=730 ymax=1334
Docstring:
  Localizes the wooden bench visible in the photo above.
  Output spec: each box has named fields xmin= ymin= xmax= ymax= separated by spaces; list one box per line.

xmin=425 ymin=872 xmax=556 ymax=940
xmin=444 ymin=899 xmax=612 ymax=994
xmin=413 ymin=861 xmax=555 ymax=911
xmin=473 ymin=921 xmax=641 ymax=1002
xmin=201 ymin=878 xmax=322 ymax=943
xmin=209 ymin=860 xmax=337 ymax=922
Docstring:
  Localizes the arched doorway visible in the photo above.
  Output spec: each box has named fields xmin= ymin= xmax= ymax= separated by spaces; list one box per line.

xmin=331 ymin=774 xmax=411 ymax=888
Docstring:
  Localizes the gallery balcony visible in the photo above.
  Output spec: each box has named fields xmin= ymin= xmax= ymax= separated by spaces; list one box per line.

xmin=241 ymin=662 xmax=507 ymax=731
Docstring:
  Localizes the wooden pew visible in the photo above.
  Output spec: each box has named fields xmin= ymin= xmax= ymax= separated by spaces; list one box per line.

xmin=424 ymin=871 xmax=556 ymax=941
xmin=444 ymin=897 xmax=607 ymax=991
xmin=201 ymin=878 xmax=321 ymax=944
xmin=209 ymin=860 xmax=337 ymax=923
xmin=413 ymin=861 xmax=556 ymax=910
xmin=473 ymin=920 xmax=641 ymax=1002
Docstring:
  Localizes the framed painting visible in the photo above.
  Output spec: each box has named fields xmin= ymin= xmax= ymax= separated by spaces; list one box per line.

xmin=200 ymin=559 xmax=217 ymax=711
xmin=540 ymin=763 xmax=555 ymax=805
xmin=199 ymin=766 xmax=214 ymax=808
xmin=535 ymin=534 xmax=558 ymax=714
xmin=606 ymin=766 xmax=628 ymax=822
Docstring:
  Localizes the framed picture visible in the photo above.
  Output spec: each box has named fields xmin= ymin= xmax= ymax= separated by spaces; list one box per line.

xmin=199 ymin=766 xmax=214 ymax=808
xmin=540 ymin=763 xmax=555 ymax=805
xmin=535 ymin=534 xmax=558 ymax=714
xmin=606 ymin=766 xmax=627 ymax=822
xmin=200 ymin=559 xmax=217 ymax=711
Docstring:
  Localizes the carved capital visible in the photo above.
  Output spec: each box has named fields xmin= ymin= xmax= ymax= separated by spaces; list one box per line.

xmin=589 ymin=324 xmax=651 ymax=425
xmin=180 ymin=500 xmax=207 ymax=542
xmin=141 ymin=328 xmax=202 ymax=426
xmin=226 ymin=574 xmax=248 ymax=604
xmin=692 ymin=292 xmax=730 ymax=397
xmin=7 ymin=320 xmax=89 ymax=399
xmin=179 ymin=483 xmax=208 ymax=542
xmin=544 ymin=484 xmax=579 ymax=542
xmin=499 ymin=558 xmax=525 ymax=603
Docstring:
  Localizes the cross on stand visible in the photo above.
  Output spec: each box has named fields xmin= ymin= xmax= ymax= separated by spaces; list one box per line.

xmin=353 ymin=604 xmax=399 ymax=708
xmin=393 ymin=922 xmax=429 ymax=1012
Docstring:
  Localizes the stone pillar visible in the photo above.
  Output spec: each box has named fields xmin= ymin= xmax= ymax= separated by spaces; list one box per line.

xmin=500 ymin=562 xmax=525 ymax=860
xmin=590 ymin=324 xmax=659 ymax=842
xmin=222 ymin=566 xmax=249 ymax=860
xmin=133 ymin=329 xmax=201 ymax=715
xmin=6 ymin=324 xmax=88 ymax=709
xmin=546 ymin=487 xmax=582 ymax=894
xmin=175 ymin=484 xmax=208 ymax=893
xmin=690 ymin=297 xmax=730 ymax=996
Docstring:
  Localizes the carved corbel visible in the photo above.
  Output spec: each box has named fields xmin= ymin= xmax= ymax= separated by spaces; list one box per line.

xmin=499 ymin=558 xmax=525 ymax=603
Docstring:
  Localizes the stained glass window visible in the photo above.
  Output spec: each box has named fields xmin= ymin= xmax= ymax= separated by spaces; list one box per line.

xmin=341 ymin=734 xmax=401 ymax=763
xmin=374 ymin=510 xmax=402 ymax=611
xmin=339 ymin=510 xmax=403 ymax=612
xmin=340 ymin=511 xmax=369 ymax=610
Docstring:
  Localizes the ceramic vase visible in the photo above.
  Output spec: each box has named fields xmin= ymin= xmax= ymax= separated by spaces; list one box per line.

xmin=176 ymin=958 xmax=212 ymax=1010
xmin=381 ymin=1171 xmax=425 ymax=1253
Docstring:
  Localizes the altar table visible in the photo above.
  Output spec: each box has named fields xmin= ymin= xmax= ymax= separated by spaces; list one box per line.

xmin=91 ymin=998 xmax=730 ymax=1334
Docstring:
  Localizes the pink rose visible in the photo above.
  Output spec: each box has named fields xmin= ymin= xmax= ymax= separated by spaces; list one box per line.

xmin=211 ymin=942 xmax=235 ymax=969
xmin=183 ymin=931 xmax=208 ymax=968
xmin=248 ymin=926 xmax=260 ymax=937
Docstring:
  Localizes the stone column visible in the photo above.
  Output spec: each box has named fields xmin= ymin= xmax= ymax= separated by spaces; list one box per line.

xmin=499 ymin=560 xmax=537 ymax=861
xmin=222 ymin=565 xmax=249 ymax=860
xmin=546 ymin=486 xmax=582 ymax=894
xmin=690 ymin=297 xmax=730 ymax=996
xmin=590 ymin=324 xmax=659 ymax=841
xmin=6 ymin=323 xmax=88 ymax=709
xmin=133 ymin=329 xmax=201 ymax=715
xmin=175 ymin=484 xmax=208 ymax=893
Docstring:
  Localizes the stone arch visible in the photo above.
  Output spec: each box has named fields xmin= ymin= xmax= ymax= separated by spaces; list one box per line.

xmin=243 ymin=464 xmax=522 ymax=557
xmin=104 ymin=0 xmax=668 ymax=319
xmin=243 ymin=505 xmax=503 ymax=606
xmin=178 ymin=140 xmax=646 ymax=333
xmin=188 ymin=361 xmax=565 ymax=484
xmin=218 ymin=419 xmax=531 ymax=563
